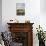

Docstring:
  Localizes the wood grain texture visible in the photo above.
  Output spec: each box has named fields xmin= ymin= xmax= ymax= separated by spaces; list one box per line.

xmin=7 ymin=23 xmax=34 ymax=46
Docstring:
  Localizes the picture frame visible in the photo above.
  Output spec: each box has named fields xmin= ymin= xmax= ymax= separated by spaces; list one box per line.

xmin=16 ymin=3 xmax=25 ymax=16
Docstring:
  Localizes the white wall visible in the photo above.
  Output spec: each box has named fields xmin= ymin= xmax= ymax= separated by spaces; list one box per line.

xmin=40 ymin=0 xmax=46 ymax=13
xmin=40 ymin=0 xmax=46 ymax=31
xmin=2 ymin=0 xmax=40 ymax=30
xmin=2 ymin=0 xmax=46 ymax=46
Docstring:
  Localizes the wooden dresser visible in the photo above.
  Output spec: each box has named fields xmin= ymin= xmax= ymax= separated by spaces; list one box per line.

xmin=7 ymin=23 xmax=34 ymax=46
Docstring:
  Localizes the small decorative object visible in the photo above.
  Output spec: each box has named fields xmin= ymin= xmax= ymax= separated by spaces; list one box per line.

xmin=36 ymin=25 xmax=45 ymax=46
xmin=16 ymin=3 xmax=25 ymax=15
xmin=14 ymin=19 xmax=19 ymax=23
xmin=10 ymin=20 xmax=13 ymax=21
xmin=9 ymin=19 xmax=19 ymax=23
xmin=25 ymin=20 xmax=30 ymax=23
xmin=9 ymin=19 xmax=14 ymax=23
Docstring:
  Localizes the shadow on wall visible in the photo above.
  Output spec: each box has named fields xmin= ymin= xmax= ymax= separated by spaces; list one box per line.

xmin=0 ymin=0 xmax=2 ymax=32
xmin=40 ymin=0 xmax=46 ymax=14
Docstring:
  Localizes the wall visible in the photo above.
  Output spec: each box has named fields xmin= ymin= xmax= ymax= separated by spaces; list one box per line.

xmin=40 ymin=0 xmax=46 ymax=13
xmin=2 ymin=0 xmax=40 ymax=30
xmin=0 ymin=0 xmax=2 ymax=32
xmin=2 ymin=0 xmax=46 ymax=46
xmin=40 ymin=0 xmax=46 ymax=31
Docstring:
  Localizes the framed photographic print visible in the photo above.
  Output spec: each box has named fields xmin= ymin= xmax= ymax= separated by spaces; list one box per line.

xmin=16 ymin=3 xmax=25 ymax=16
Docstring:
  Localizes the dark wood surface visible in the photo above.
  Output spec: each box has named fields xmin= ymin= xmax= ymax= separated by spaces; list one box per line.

xmin=7 ymin=23 xmax=34 ymax=46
